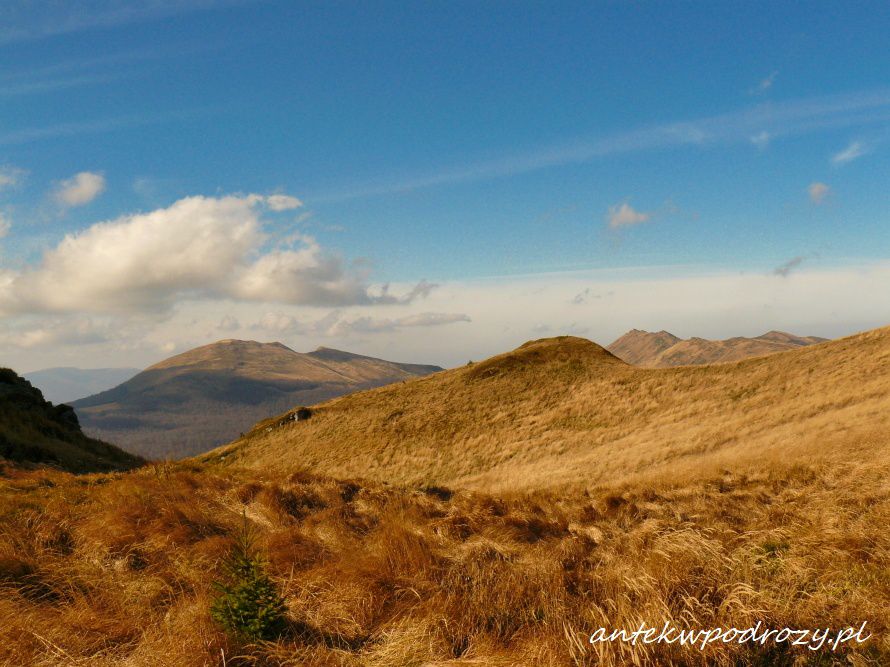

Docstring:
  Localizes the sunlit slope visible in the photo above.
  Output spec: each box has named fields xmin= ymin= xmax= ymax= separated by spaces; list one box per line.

xmin=206 ymin=328 xmax=890 ymax=491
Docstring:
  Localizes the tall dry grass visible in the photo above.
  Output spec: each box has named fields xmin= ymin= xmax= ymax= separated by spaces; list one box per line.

xmin=0 ymin=454 xmax=887 ymax=666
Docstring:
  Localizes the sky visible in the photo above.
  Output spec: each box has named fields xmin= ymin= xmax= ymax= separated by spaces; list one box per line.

xmin=1 ymin=0 xmax=889 ymax=372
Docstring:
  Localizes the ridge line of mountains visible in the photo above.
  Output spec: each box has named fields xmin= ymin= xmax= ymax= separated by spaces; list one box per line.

xmin=11 ymin=328 xmax=829 ymax=465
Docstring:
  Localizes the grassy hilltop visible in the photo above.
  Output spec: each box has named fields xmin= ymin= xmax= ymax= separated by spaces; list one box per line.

xmin=207 ymin=328 xmax=890 ymax=492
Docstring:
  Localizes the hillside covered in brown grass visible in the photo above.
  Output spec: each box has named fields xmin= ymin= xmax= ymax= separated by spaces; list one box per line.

xmin=0 ymin=368 xmax=142 ymax=473
xmin=1 ymin=453 xmax=887 ymax=666
xmin=2 ymin=328 xmax=889 ymax=665
xmin=206 ymin=327 xmax=888 ymax=492
xmin=607 ymin=329 xmax=828 ymax=367
xmin=72 ymin=339 xmax=442 ymax=459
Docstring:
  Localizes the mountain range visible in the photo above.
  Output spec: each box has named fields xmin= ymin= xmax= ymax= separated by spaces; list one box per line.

xmin=606 ymin=329 xmax=828 ymax=367
xmin=71 ymin=339 xmax=442 ymax=458
xmin=206 ymin=326 xmax=888 ymax=491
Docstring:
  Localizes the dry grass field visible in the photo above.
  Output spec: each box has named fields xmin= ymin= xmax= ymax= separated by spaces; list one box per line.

xmin=206 ymin=327 xmax=890 ymax=492
xmin=1 ymin=454 xmax=887 ymax=666
xmin=2 ymin=327 xmax=889 ymax=665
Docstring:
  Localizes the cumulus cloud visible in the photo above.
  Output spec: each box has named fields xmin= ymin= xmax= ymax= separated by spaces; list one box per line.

xmin=808 ymin=182 xmax=830 ymax=204
xmin=831 ymin=141 xmax=868 ymax=165
xmin=606 ymin=202 xmax=651 ymax=229
xmin=54 ymin=171 xmax=106 ymax=206
xmin=774 ymin=256 xmax=806 ymax=277
xmin=0 ymin=193 xmax=432 ymax=316
xmin=265 ymin=194 xmax=303 ymax=211
xmin=0 ymin=165 xmax=26 ymax=190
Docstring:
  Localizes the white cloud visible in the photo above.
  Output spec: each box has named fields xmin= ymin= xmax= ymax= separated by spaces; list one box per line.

xmin=0 ymin=165 xmax=26 ymax=190
xmin=808 ymin=182 xmax=830 ymax=204
xmin=265 ymin=194 xmax=303 ymax=211
xmin=750 ymin=71 xmax=778 ymax=95
xmin=0 ymin=1 xmax=239 ymax=45
xmin=54 ymin=171 xmax=106 ymax=206
xmin=8 ymin=262 xmax=890 ymax=371
xmin=607 ymin=202 xmax=651 ymax=229
xmin=0 ymin=193 xmax=431 ymax=316
xmin=831 ymin=141 xmax=868 ymax=165
xmin=0 ymin=213 xmax=9 ymax=239
xmin=750 ymin=131 xmax=771 ymax=150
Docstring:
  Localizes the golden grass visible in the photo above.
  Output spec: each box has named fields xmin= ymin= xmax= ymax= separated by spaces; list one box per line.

xmin=205 ymin=327 xmax=890 ymax=492
xmin=4 ymin=327 xmax=890 ymax=664
xmin=0 ymin=453 xmax=887 ymax=666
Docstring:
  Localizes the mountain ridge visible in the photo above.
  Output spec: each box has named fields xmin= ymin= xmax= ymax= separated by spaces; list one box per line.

xmin=72 ymin=339 xmax=443 ymax=458
xmin=607 ymin=328 xmax=828 ymax=367
xmin=205 ymin=326 xmax=890 ymax=492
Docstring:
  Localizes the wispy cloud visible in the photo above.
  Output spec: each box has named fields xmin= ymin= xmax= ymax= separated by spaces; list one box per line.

xmin=313 ymin=88 xmax=890 ymax=202
xmin=808 ymin=182 xmax=830 ymax=204
xmin=0 ymin=0 xmax=253 ymax=45
xmin=750 ymin=70 xmax=779 ymax=95
xmin=774 ymin=256 xmax=807 ymax=277
xmin=0 ymin=165 xmax=27 ymax=190
xmin=750 ymin=130 xmax=771 ymax=150
xmin=0 ymin=45 xmax=219 ymax=99
xmin=0 ymin=108 xmax=207 ymax=147
xmin=0 ymin=73 xmax=121 ymax=98
xmin=831 ymin=140 xmax=869 ymax=165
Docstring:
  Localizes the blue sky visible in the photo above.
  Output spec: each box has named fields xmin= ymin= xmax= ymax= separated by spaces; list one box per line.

xmin=1 ymin=1 xmax=890 ymax=370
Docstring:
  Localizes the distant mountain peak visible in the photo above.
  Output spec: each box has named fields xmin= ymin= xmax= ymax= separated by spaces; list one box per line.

xmin=72 ymin=340 xmax=443 ymax=459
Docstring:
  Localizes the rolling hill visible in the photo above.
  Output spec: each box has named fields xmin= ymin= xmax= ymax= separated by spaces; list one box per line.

xmin=72 ymin=339 xmax=442 ymax=459
xmin=24 ymin=366 xmax=141 ymax=404
xmin=206 ymin=326 xmax=890 ymax=491
xmin=607 ymin=328 xmax=828 ymax=366
xmin=0 ymin=368 xmax=142 ymax=472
